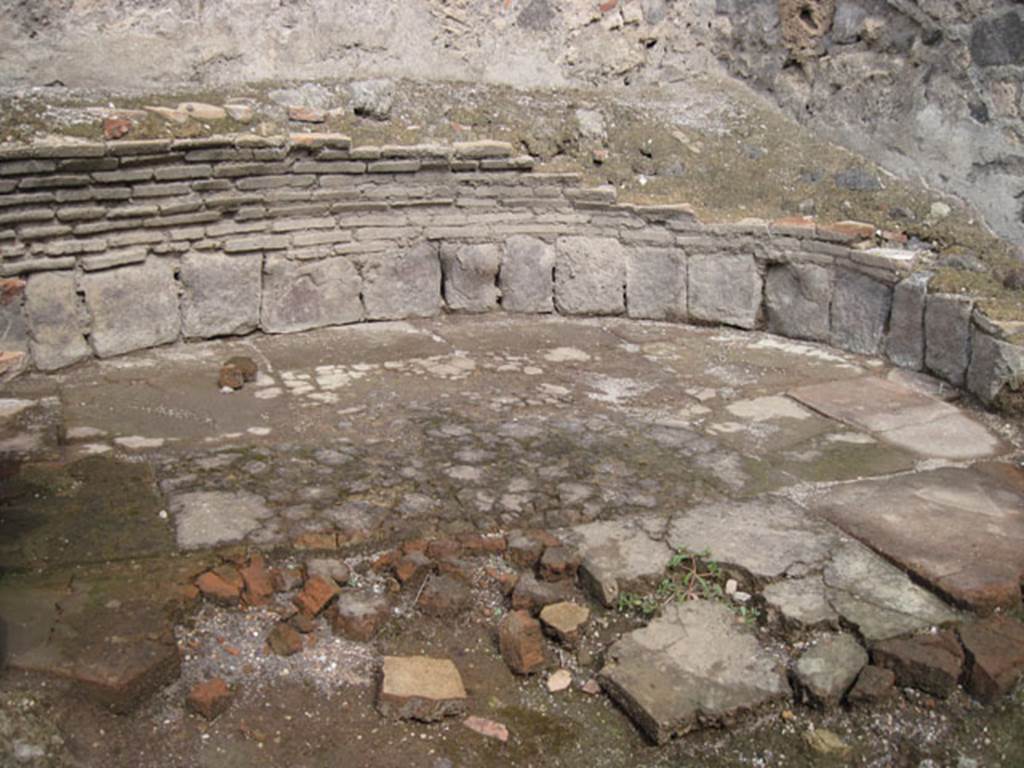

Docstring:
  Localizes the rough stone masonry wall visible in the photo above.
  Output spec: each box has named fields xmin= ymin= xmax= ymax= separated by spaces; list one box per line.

xmin=0 ymin=134 xmax=1021 ymax=408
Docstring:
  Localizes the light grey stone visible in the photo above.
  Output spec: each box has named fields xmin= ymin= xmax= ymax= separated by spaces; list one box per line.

xmin=562 ymin=518 xmax=674 ymax=608
xmin=349 ymin=79 xmax=394 ymax=120
xmin=575 ymin=108 xmax=606 ymax=141
xmin=667 ymin=497 xmax=840 ymax=581
xmin=171 ymin=490 xmax=273 ymax=550
xmin=763 ymin=577 xmax=839 ymax=630
xmin=829 ymin=269 xmax=892 ymax=355
xmin=967 ymin=328 xmax=1024 ymax=405
xmin=441 ymin=243 xmax=500 ymax=312
xmin=925 ymin=293 xmax=973 ymax=386
xmin=884 ymin=271 xmax=930 ymax=369
xmin=361 ymin=242 xmax=442 ymax=320
xmin=599 ymin=601 xmax=790 ymax=744
xmin=554 ymin=236 xmax=625 ymax=316
xmin=501 ymin=235 xmax=555 ymax=313
xmin=1 ymin=279 xmax=28 ymax=352
xmin=261 ymin=255 xmax=362 ymax=333
xmin=180 ymin=251 xmax=262 ymax=339
xmin=688 ymin=253 xmax=762 ymax=329
xmin=82 ymin=260 xmax=180 ymax=358
xmin=626 ymin=248 xmax=687 ymax=321
xmin=793 ymin=633 xmax=868 ymax=707
xmin=765 ymin=262 xmax=831 ymax=341
xmin=821 ymin=541 xmax=959 ymax=642
xmin=24 ymin=271 xmax=91 ymax=371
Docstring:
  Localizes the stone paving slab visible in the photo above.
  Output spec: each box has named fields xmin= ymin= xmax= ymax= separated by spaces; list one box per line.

xmin=599 ymin=600 xmax=791 ymax=744
xmin=809 ymin=465 xmax=1024 ymax=612
xmin=789 ymin=376 xmax=1005 ymax=460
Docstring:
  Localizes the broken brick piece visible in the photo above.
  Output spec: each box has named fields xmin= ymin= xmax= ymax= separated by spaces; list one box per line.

xmin=498 ymin=610 xmax=547 ymax=675
xmin=186 ymin=678 xmax=233 ymax=721
xmin=196 ymin=570 xmax=242 ymax=606
xmin=239 ymin=554 xmax=274 ymax=606
xmin=292 ymin=575 xmax=339 ymax=617
xmin=267 ymin=623 xmax=304 ymax=656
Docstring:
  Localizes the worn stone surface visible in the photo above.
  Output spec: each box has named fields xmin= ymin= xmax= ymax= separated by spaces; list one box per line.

xmin=563 ymin=518 xmax=674 ymax=608
xmin=538 ymin=545 xmax=580 ymax=582
xmin=539 ymin=601 xmax=590 ymax=647
xmin=377 ymin=656 xmax=468 ymax=721
xmin=967 ymin=328 xmax=1024 ymax=406
xmin=763 ymin=577 xmax=839 ymax=630
xmin=789 ymin=375 xmax=1004 ymax=460
xmin=267 ymin=622 xmax=304 ymax=656
xmin=170 ymin=490 xmax=273 ymax=550
xmin=884 ymin=272 xmax=929 ymax=370
xmin=599 ymin=601 xmax=790 ymax=744
xmin=812 ymin=467 xmax=1024 ymax=612
xmin=626 ymin=248 xmax=686 ymax=321
xmin=668 ymin=497 xmax=840 ymax=583
xmin=180 ymin=251 xmax=261 ymax=339
xmin=872 ymin=631 xmax=965 ymax=698
xmin=361 ymin=243 xmax=442 ymax=320
xmin=262 ymin=255 xmax=362 ymax=333
xmin=554 ymin=236 xmax=626 ymax=316
xmin=765 ymin=262 xmax=831 ymax=342
xmin=688 ymin=253 xmax=762 ymax=330
xmin=511 ymin=572 xmax=578 ymax=613
xmin=925 ymin=294 xmax=973 ymax=387
xmin=829 ymin=269 xmax=891 ymax=355
xmin=847 ymin=665 xmax=897 ymax=705
xmin=416 ymin=574 xmax=472 ymax=617
xmin=501 ymin=235 xmax=555 ymax=313
xmin=441 ymin=243 xmax=500 ymax=312
xmin=793 ymin=633 xmax=868 ymax=707
xmin=81 ymin=260 xmax=179 ymax=358
xmin=24 ymin=271 xmax=91 ymax=370
xmin=328 ymin=591 xmax=391 ymax=641
xmin=821 ymin=541 xmax=959 ymax=642
xmin=958 ymin=617 xmax=1024 ymax=704
xmin=498 ymin=609 xmax=548 ymax=675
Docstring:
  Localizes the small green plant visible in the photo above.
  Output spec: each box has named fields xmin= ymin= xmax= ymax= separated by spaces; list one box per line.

xmin=615 ymin=548 xmax=762 ymax=626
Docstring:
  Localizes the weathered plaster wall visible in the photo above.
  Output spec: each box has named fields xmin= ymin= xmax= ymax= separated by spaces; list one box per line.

xmin=0 ymin=133 xmax=1020 ymax=407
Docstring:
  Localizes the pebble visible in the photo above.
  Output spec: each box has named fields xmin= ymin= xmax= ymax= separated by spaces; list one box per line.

xmin=547 ymin=669 xmax=572 ymax=693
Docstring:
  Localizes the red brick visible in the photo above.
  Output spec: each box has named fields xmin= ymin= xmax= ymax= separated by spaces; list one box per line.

xmin=186 ymin=678 xmax=233 ymax=721
xmin=498 ymin=610 xmax=547 ymax=675
xmin=196 ymin=569 xmax=241 ymax=606
xmin=239 ymin=554 xmax=274 ymax=606
xmin=292 ymin=575 xmax=339 ymax=617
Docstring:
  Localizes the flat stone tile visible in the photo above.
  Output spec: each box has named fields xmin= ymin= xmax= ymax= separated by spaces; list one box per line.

xmin=809 ymin=465 xmax=1024 ymax=612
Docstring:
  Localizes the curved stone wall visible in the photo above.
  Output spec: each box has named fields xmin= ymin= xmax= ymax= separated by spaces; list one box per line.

xmin=0 ymin=134 xmax=1021 ymax=409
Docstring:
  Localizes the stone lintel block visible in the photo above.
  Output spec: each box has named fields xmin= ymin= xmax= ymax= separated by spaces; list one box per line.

xmin=688 ymin=252 xmax=762 ymax=330
xmin=440 ymin=243 xmax=500 ymax=313
xmin=554 ymin=236 xmax=625 ymax=316
xmin=181 ymin=251 xmax=262 ymax=339
xmin=829 ymin=269 xmax=892 ymax=355
xmin=261 ymin=255 xmax=362 ymax=334
xmin=24 ymin=271 xmax=91 ymax=370
xmin=925 ymin=293 xmax=974 ymax=387
xmin=765 ymin=261 xmax=832 ymax=342
xmin=500 ymin=235 xmax=555 ymax=313
xmin=626 ymin=248 xmax=687 ymax=321
xmin=360 ymin=242 xmax=442 ymax=321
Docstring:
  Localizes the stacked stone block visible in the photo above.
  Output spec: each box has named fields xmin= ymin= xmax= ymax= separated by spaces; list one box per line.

xmin=0 ymin=134 xmax=1020 ymax=410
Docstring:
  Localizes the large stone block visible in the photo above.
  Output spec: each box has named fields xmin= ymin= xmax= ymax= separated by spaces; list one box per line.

xmin=440 ymin=243 xmax=500 ymax=313
xmin=765 ymin=262 xmax=831 ymax=341
xmin=81 ymin=260 xmax=179 ymax=358
xmin=884 ymin=272 xmax=930 ymax=370
xmin=500 ymin=235 xmax=555 ymax=313
xmin=925 ymin=294 xmax=973 ymax=387
xmin=626 ymin=248 xmax=687 ymax=321
xmin=1 ymin=278 xmax=28 ymax=351
xmin=967 ymin=328 xmax=1024 ymax=407
xmin=361 ymin=242 xmax=442 ymax=321
xmin=688 ymin=253 xmax=762 ymax=329
xmin=261 ymin=255 xmax=362 ymax=333
xmin=554 ymin=236 xmax=625 ymax=316
xmin=24 ymin=271 xmax=91 ymax=370
xmin=180 ymin=252 xmax=262 ymax=339
xmin=829 ymin=269 xmax=891 ymax=355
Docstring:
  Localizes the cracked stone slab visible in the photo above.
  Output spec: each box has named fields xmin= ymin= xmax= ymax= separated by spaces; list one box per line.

xmin=170 ymin=490 xmax=274 ymax=550
xmin=561 ymin=517 xmax=674 ymax=607
xmin=666 ymin=497 xmax=842 ymax=583
xmin=822 ymin=540 xmax=960 ymax=641
xmin=789 ymin=375 xmax=1005 ymax=460
xmin=811 ymin=466 xmax=1024 ymax=612
xmin=599 ymin=600 xmax=790 ymax=744
xmin=763 ymin=577 xmax=840 ymax=630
